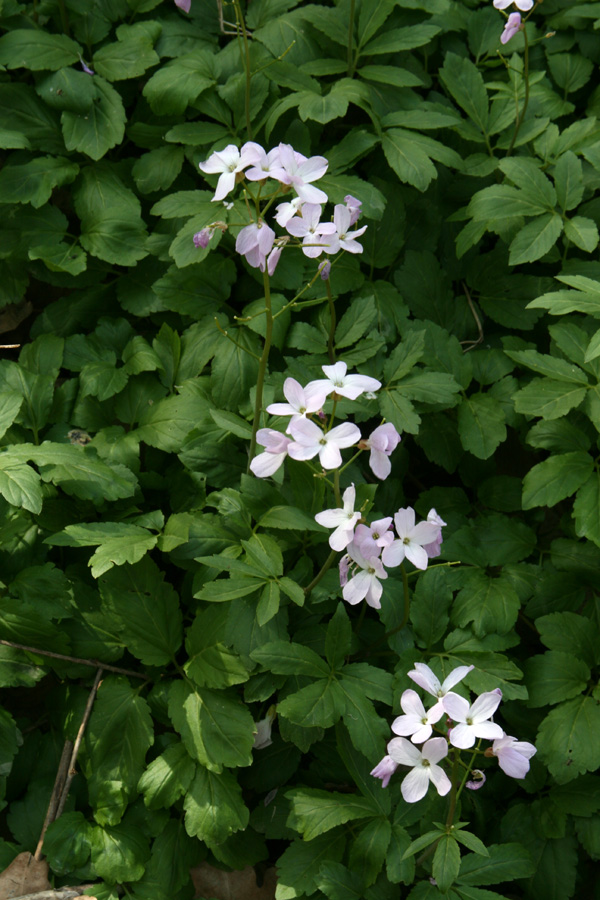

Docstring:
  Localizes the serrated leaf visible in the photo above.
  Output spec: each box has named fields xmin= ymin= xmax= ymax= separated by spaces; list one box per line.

xmin=513 ymin=378 xmax=587 ymax=419
xmin=251 ymin=641 xmax=330 ymax=678
xmin=526 ymin=651 xmax=590 ymax=707
xmin=0 ymin=29 xmax=82 ymax=70
xmin=43 ymin=812 xmax=92 ymax=875
xmin=138 ymin=742 xmax=195 ymax=810
xmin=537 ymin=696 xmax=600 ymax=783
xmin=90 ymin=823 xmax=149 ymax=882
xmin=185 ymin=607 xmax=249 ymax=688
xmin=439 ymin=52 xmax=489 ymax=135
xmin=458 ymin=843 xmax=534 ymax=884
xmin=458 ymin=393 xmax=506 ymax=459
xmin=434 ymin=836 xmax=461 ymax=893
xmin=0 ymin=155 xmax=78 ymax=208
xmin=184 ymin=766 xmax=249 ymax=844
xmin=143 ymin=50 xmax=215 ymax=115
xmin=452 ymin=571 xmax=520 ymax=637
xmin=0 ymin=456 xmax=42 ymax=513
xmin=564 ymin=216 xmax=599 ymax=252
xmin=93 ymin=36 xmax=159 ymax=81
xmin=522 ymin=451 xmax=593 ymax=509
xmin=62 ymin=76 xmax=126 ymax=161
xmin=509 ymin=214 xmax=563 ymax=266
xmin=286 ymin=788 xmax=378 ymax=841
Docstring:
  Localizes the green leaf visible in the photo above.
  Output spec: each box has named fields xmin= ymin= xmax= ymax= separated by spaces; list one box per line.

xmin=93 ymin=36 xmax=159 ymax=81
xmin=325 ymin=604 xmax=352 ymax=669
xmin=259 ymin=505 xmax=323 ymax=532
xmin=457 ymin=393 xmax=506 ymax=459
xmin=168 ymin=680 xmax=254 ymax=773
xmin=458 ymin=843 xmax=534 ymax=885
xmin=439 ymin=52 xmax=489 ymax=135
xmin=384 ymin=331 xmax=425 ymax=384
xmin=509 ymin=214 xmax=564 ymax=266
xmin=574 ymin=472 xmax=600 ymax=545
xmin=380 ymin=389 xmax=421 ymax=434
xmin=499 ymin=158 xmax=556 ymax=209
xmin=513 ymin=378 xmax=587 ymax=419
xmin=44 ymin=812 xmax=92 ymax=875
xmin=468 ymin=184 xmax=549 ymax=221
xmin=387 ymin=823 xmax=415 ymax=884
xmin=138 ymin=742 xmax=195 ymax=810
xmin=62 ymin=76 xmax=126 ymax=161
xmin=433 ymin=836 xmax=461 ymax=893
xmin=84 ymin=677 xmax=154 ymax=826
xmin=286 ymin=788 xmax=378 ymax=841
xmin=99 ymin=558 xmax=182 ymax=665
xmin=184 ymin=607 xmax=249 ymax=688
xmin=46 ymin=523 xmax=157 ymax=578
xmin=396 ymin=371 xmax=462 ymax=405
xmin=90 ymin=823 xmax=149 ymax=883
xmin=553 ymin=151 xmax=584 ymax=211
xmin=276 ymin=833 xmax=346 ymax=900
xmin=337 ymin=677 xmax=390 ymax=762
xmin=382 ymin=128 xmax=460 ymax=192
xmin=522 ymin=451 xmax=594 ymax=509
xmin=536 ymin=612 xmax=599 ymax=667
xmin=0 ymin=156 xmax=78 ymax=208
xmin=453 ymin=831 xmax=489 ymax=857
xmin=317 ymin=861 xmax=365 ymax=900
xmin=251 ymin=641 xmax=330 ymax=678
xmin=348 ymin=818 xmax=391 ymax=886
xmin=195 ymin=576 xmax=265 ymax=603
xmin=277 ymin=678 xmax=346 ymax=729
xmin=548 ymin=52 xmax=593 ymax=93
xmin=0 ymin=29 xmax=82 ymax=70
xmin=564 ymin=216 xmax=599 ymax=252
xmin=526 ymin=651 xmax=590 ymax=707
xmin=537 ymin=696 xmax=600 ymax=782
xmin=242 ymin=533 xmax=283 ymax=577
xmin=36 ymin=68 xmax=97 ymax=113
xmin=452 ymin=571 xmax=520 ymax=637
xmin=505 ymin=349 xmax=588 ymax=384
xmin=132 ymin=146 xmax=185 ymax=194
xmin=0 ymin=456 xmax=42 ymax=513
xmin=29 ymin=241 xmax=87 ymax=275
xmin=75 ymin=165 xmax=147 ymax=265
xmin=361 ymin=23 xmax=440 ymax=55
xmin=410 ymin=568 xmax=453 ymax=649
xmin=0 ymin=645 xmax=44 ymax=688
xmin=143 ymin=50 xmax=215 ymax=115
xmin=335 ymin=296 xmax=376 ymax=349
xmin=184 ymin=766 xmax=249 ymax=844
xmin=135 ymin=387 xmax=206 ymax=452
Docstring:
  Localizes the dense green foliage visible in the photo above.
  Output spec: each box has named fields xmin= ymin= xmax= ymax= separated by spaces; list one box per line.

xmin=0 ymin=0 xmax=599 ymax=898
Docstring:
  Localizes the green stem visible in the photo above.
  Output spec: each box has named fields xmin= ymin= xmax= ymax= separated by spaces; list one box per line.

xmin=304 ymin=549 xmax=338 ymax=599
xmin=57 ymin=0 xmax=71 ymax=35
xmin=445 ymin=749 xmax=461 ymax=827
xmin=233 ymin=0 xmax=253 ymax=139
xmin=247 ymin=269 xmax=273 ymax=470
xmin=505 ymin=28 xmax=529 ymax=157
xmin=400 ymin=563 xmax=410 ymax=628
xmin=333 ymin=468 xmax=342 ymax=507
xmin=325 ymin=277 xmax=336 ymax=363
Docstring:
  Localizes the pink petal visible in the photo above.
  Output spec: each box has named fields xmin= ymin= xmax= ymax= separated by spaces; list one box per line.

xmin=394 ymin=508 xmax=416 ymax=537
xmin=408 ymin=663 xmax=441 ymax=697
xmin=401 ymin=766 xmax=430 ymax=803
xmin=440 ymin=665 xmax=474 ymax=693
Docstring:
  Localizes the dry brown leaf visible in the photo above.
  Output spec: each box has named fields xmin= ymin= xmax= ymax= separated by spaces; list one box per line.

xmin=0 ymin=852 xmax=51 ymax=900
xmin=0 ymin=300 xmax=32 ymax=335
xmin=191 ymin=864 xmax=277 ymax=900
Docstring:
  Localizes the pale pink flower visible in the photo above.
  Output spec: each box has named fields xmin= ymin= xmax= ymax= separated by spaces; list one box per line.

xmin=314 ymin=484 xmax=361 ymax=551
xmin=408 ymin=662 xmax=474 ymax=703
xmin=236 ymin=220 xmax=275 ymax=269
xmin=387 ymin=736 xmax=451 ymax=803
xmin=199 ymin=144 xmax=254 ymax=202
xmin=381 ymin=508 xmax=442 ymax=570
xmin=344 ymin=194 xmax=362 ymax=226
xmin=318 ymin=260 xmax=331 ymax=280
xmin=332 ymin=204 xmax=368 ymax=254
xmin=250 ymin=429 xmax=291 ymax=478
xmin=489 ymin=734 xmax=536 ymax=779
xmin=242 ymin=143 xmax=286 ymax=182
xmin=277 ymin=143 xmax=329 ymax=204
xmin=363 ymin=423 xmax=401 ymax=480
xmin=500 ymin=12 xmax=522 ymax=43
xmin=423 ymin=509 xmax=446 ymax=558
xmin=309 ymin=361 xmax=381 ymax=401
xmin=275 ymin=196 xmax=303 ymax=227
xmin=193 ymin=228 xmax=211 ymax=249
xmin=339 ymin=554 xmax=350 ymax=587
xmin=353 ymin=519 xmax=394 ymax=559
xmin=466 ymin=770 xmax=486 ymax=790
xmin=175 ymin=0 xmax=191 ymax=11
xmin=266 ymin=377 xmax=327 ymax=429
xmin=342 ymin=542 xmax=387 ymax=609
xmin=445 ymin=690 xmax=504 ymax=750
xmin=285 ymin=203 xmax=337 ymax=258
xmin=287 ymin=418 xmax=360 ymax=469
xmin=267 ymin=244 xmax=282 ymax=275
xmin=391 ymin=689 xmax=446 ymax=744
xmin=370 ymin=754 xmax=399 ymax=788
xmin=494 ymin=0 xmax=532 ymax=10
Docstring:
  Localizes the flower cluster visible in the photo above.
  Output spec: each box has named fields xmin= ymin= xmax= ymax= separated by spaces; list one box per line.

xmin=493 ymin=0 xmax=532 ymax=44
xmin=196 ymin=143 xmax=367 ymax=273
xmin=250 ymin=361 xmax=385 ymax=478
xmin=371 ymin=663 xmax=536 ymax=802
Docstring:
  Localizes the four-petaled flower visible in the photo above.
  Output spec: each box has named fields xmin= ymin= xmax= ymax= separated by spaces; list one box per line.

xmin=407 ymin=662 xmax=474 ymax=702
xmin=500 ymin=11 xmax=522 ymax=43
xmin=199 ymin=144 xmax=254 ymax=202
xmin=250 ymin=429 xmax=292 ymax=478
xmin=331 ymin=203 xmax=368 ymax=254
xmin=288 ymin=418 xmax=361 ymax=469
xmin=285 ymin=203 xmax=337 ymax=258
xmin=445 ymin=689 xmax=504 ymax=749
xmin=362 ymin=423 xmax=401 ymax=480
xmin=311 ymin=361 xmax=381 ymax=400
xmin=342 ymin=541 xmax=388 ymax=609
xmin=391 ymin=689 xmax=445 ymax=744
xmin=387 ymin=736 xmax=452 ymax=803
xmin=277 ymin=143 xmax=329 ymax=204
xmin=315 ymin=483 xmax=362 ymax=551
xmin=381 ymin=508 xmax=443 ymax=570
xmin=266 ymin=377 xmax=327 ymax=430
xmin=493 ymin=0 xmax=532 ymax=9
xmin=353 ymin=518 xmax=394 ymax=559
xmin=370 ymin=754 xmax=399 ymax=788
xmin=236 ymin=220 xmax=275 ymax=270
xmin=489 ymin=734 xmax=537 ymax=778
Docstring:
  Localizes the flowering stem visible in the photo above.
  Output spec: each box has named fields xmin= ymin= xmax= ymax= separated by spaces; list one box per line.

xmin=325 ymin=277 xmax=336 ymax=363
xmin=505 ymin=28 xmax=529 ymax=157
xmin=233 ymin=0 xmax=253 ymax=139
xmin=248 ymin=270 xmax=273 ymax=471
xmin=304 ymin=549 xmax=338 ymax=599
xmin=333 ymin=468 xmax=342 ymax=507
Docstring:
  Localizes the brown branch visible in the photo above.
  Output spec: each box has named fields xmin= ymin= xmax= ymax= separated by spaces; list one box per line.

xmin=460 ymin=281 xmax=484 ymax=352
xmin=0 ymin=639 xmax=148 ymax=680
xmin=34 ymin=740 xmax=73 ymax=861
xmin=55 ymin=668 xmax=104 ymax=820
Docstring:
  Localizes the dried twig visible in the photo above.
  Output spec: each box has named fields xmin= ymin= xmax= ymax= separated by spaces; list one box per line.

xmin=55 ymin=668 xmax=104 ymax=820
xmin=34 ymin=740 xmax=74 ymax=861
xmin=460 ymin=281 xmax=484 ymax=351
xmin=0 ymin=639 xmax=147 ymax=680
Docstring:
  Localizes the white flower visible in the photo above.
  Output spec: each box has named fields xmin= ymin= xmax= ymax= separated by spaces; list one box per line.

xmin=423 ymin=508 xmax=446 ymax=558
xmin=309 ymin=361 xmax=381 ymax=401
xmin=285 ymin=203 xmax=337 ymax=259
xmin=381 ymin=508 xmax=442 ymax=571
xmin=235 ymin=220 xmax=275 ymax=270
xmin=445 ymin=690 xmax=504 ymax=750
xmin=387 ymin=736 xmax=451 ymax=803
xmin=275 ymin=196 xmax=303 ymax=227
xmin=287 ymin=418 xmax=361 ymax=470
xmin=342 ymin=542 xmax=387 ymax=609
xmin=242 ymin=143 xmax=286 ymax=182
xmin=277 ymin=143 xmax=329 ymax=204
xmin=266 ymin=377 xmax=327 ymax=430
xmin=250 ymin=429 xmax=292 ymax=478
xmin=493 ymin=0 xmax=533 ymax=10
xmin=331 ymin=203 xmax=368 ymax=254
xmin=391 ymin=689 xmax=445 ymax=744
xmin=314 ymin=484 xmax=361 ymax=551
xmin=199 ymin=144 xmax=254 ymax=202
xmin=363 ymin=423 xmax=401 ymax=480
xmin=407 ymin=662 xmax=474 ymax=702
xmin=253 ymin=708 xmax=276 ymax=749
xmin=353 ymin=518 xmax=394 ymax=559
xmin=489 ymin=733 xmax=536 ymax=779
xmin=370 ymin=754 xmax=399 ymax=788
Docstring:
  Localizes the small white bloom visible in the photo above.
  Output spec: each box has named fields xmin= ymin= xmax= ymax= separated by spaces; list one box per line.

xmin=250 ymin=429 xmax=291 ymax=478
xmin=314 ymin=484 xmax=361 ymax=551
xmin=381 ymin=508 xmax=442 ymax=571
xmin=387 ymin=736 xmax=451 ymax=803
xmin=287 ymin=418 xmax=361 ymax=470
xmin=392 ymin=689 xmax=446 ymax=744
xmin=493 ymin=0 xmax=533 ymax=9
xmin=370 ymin=754 xmax=399 ymax=788
xmin=445 ymin=690 xmax=504 ymax=750
xmin=342 ymin=542 xmax=388 ymax=609
xmin=408 ymin=662 xmax=474 ymax=702
xmin=489 ymin=733 xmax=536 ymax=779
xmin=309 ymin=361 xmax=381 ymax=401
xmin=266 ymin=377 xmax=327 ymax=430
